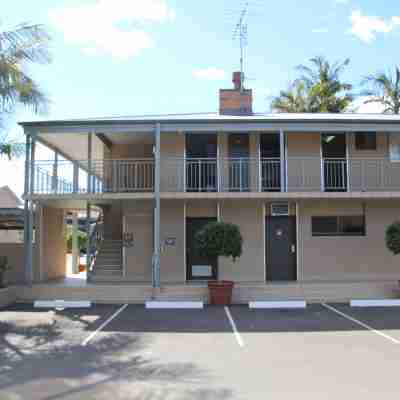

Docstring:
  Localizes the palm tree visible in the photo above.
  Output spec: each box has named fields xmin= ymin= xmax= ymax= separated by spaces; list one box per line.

xmin=296 ymin=56 xmax=353 ymax=113
xmin=272 ymin=56 xmax=353 ymax=113
xmin=271 ymin=80 xmax=314 ymax=113
xmin=363 ymin=67 xmax=400 ymax=114
xmin=0 ymin=23 xmax=51 ymax=157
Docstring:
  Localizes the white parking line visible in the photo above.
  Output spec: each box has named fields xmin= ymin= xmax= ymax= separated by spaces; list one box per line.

xmin=81 ymin=304 xmax=128 ymax=346
xmin=321 ymin=303 xmax=400 ymax=345
xmin=224 ymin=306 xmax=244 ymax=347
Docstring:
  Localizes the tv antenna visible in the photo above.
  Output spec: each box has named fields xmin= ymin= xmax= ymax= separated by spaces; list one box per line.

xmin=232 ymin=1 xmax=249 ymax=91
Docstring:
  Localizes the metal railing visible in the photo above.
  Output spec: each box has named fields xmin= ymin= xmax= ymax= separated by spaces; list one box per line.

xmin=186 ymin=158 xmax=218 ymax=192
xmin=261 ymin=158 xmax=281 ymax=191
xmin=31 ymin=159 xmax=154 ymax=194
xmin=30 ymin=156 xmax=400 ymax=195
xmin=34 ymin=166 xmax=75 ymax=194
xmin=323 ymin=158 xmax=348 ymax=191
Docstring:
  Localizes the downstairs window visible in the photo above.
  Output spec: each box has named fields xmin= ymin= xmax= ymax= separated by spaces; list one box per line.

xmin=311 ymin=216 xmax=365 ymax=237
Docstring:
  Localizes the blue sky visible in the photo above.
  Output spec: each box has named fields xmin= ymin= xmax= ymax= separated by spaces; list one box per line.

xmin=2 ymin=0 xmax=400 ymax=196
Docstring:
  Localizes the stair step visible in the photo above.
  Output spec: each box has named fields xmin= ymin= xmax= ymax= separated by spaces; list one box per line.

xmin=95 ymin=265 xmax=122 ymax=270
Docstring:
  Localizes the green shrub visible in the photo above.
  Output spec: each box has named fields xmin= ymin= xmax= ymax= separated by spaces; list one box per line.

xmin=194 ymin=221 xmax=243 ymax=262
xmin=385 ymin=222 xmax=400 ymax=255
xmin=66 ymin=231 xmax=88 ymax=254
xmin=0 ymin=256 xmax=11 ymax=288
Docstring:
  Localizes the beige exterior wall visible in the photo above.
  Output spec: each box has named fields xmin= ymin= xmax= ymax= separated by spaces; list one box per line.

xmin=219 ymin=200 xmax=265 ymax=282
xmin=298 ymin=199 xmax=400 ymax=282
xmin=287 ymin=132 xmax=321 ymax=191
xmin=160 ymin=132 xmax=185 ymax=191
xmin=122 ymin=200 xmax=153 ymax=282
xmin=39 ymin=206 xmax=66 ymax=281
xmin=110 ymin=143 xmax=153 ymax=159
xmin=123 ymin=213 xmax=153 ymax=281
xmin=0 ymin=243 xmax=25 ymax=285
xmin=160 ymin=200 xmax=185 ymax=283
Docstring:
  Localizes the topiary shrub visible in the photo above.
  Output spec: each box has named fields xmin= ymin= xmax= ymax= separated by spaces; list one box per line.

xmin=194 ymin=221 xmax=243 ymax=262
xmin=385 ymin=222 xmax=400 ymax=255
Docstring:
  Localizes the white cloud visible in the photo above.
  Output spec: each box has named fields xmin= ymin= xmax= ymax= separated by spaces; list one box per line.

xmin=192 ymin=68 xmax=225 ymax=81
xmin=48 ymin=0 xmax=175 ymax=59
xmin=353 ymin=96 xmax=385 ymax=114
xmin=349 ymin=10 xmax=400 ymax=43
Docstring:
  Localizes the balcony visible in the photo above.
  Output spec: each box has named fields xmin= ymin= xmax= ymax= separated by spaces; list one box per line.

xmin=29 ymin=157 xmax=400 ymax=196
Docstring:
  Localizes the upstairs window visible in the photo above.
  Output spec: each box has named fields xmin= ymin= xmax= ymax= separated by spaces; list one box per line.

xmin=312 ymin=216 xmax=365 ymax=237
xmin=355 ymin=132 xmax=377 ymax=151
xmin=389 ymin=134 xmax=400 ymax=162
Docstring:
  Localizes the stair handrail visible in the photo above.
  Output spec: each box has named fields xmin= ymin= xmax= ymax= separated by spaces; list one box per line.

xmin=88 ymin=219 xmax=104 ymax=272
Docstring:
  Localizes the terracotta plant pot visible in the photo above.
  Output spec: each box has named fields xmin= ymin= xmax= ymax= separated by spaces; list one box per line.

xmin=78 ymin=264 xmax=86 ymax=272
xmin=208 ymin=280 xmax=234 ymax=306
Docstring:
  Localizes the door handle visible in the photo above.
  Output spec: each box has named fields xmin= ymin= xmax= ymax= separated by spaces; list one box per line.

xmin=290 ymin=244 xmax=296 ymax=254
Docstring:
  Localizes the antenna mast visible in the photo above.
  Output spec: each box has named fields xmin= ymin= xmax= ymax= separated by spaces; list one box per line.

xmin=232 ymin=1 xmax=249 ymax=91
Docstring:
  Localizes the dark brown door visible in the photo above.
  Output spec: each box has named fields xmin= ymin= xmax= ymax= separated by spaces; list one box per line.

xmin=186 ymin=217 xmax=218 ymax=280
xmin=266 ymin=216 xmax=297 ymax=281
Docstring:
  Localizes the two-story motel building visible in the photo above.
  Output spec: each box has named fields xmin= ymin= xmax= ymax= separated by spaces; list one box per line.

xmin=18 ymin=72 xmax=400 ymax=303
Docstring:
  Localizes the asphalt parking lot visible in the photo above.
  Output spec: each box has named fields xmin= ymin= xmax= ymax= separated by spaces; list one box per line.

xmin=1 ymin=303 xmax=400 ymax=400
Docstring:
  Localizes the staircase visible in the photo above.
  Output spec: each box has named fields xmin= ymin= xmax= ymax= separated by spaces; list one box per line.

xmin=90 ymin=239 xmax=123 ymax=282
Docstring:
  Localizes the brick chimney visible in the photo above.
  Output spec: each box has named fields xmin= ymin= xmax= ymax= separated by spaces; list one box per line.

xmin=219 ymin=71 xmax=253 ymax=115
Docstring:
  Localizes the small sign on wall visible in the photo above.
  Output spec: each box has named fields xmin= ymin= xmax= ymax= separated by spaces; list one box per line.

xmin=192 ymin=265 xmax=212 ymax=277
xmin=164 ymin=237 xmax=176 ymax=247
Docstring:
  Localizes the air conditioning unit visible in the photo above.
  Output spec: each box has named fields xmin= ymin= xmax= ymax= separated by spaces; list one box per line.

xmin=271 ymin=202 xmax=289 ymax=216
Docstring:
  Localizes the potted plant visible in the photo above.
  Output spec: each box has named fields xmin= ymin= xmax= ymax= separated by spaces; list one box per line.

xmin=0 ymin=256 xmax=11 ymax=289
xmin=385 ymin=222 xmax=400 ymax=287
xmin=195 ymin=221 xmax=243 ymax=305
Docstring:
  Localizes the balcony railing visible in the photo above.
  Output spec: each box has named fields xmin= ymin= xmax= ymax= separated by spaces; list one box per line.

xmin=30 ymin=157 xmax=400 ymax=195
xmin=31 ymin=159 xmax=154 ymax=195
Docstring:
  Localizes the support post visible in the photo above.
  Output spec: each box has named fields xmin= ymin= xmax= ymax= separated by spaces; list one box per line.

xmin=72 ymin=212 xmax=79 ymax=274
xmin=73 ymin=161 xmax=79 ymax=193
xmin=279 ymin=128 xmax=286 ymax=192
xmin=27 ymin=135 xmax=36 ymax=285
xmin=87 ymin=133 xmax=92 ymax=194
xmin=52 ymin=152 xmax=58 ymax=193
xmin=153 ymin=123 xmax=161 ymax=288
xmin=23 ymin=134 xmax=31 ymax=284
xmin=86 ymin=202 xmax=91 ymax=273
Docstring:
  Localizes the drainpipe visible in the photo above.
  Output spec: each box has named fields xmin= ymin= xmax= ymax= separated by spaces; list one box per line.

xmin=153 ymin=123 xmax=161 ymax=288
xmin=71 ymin=212 xmax=79 ymax=274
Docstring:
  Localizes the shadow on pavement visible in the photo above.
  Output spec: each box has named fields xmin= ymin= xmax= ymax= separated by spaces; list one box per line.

xmin=0 ymin=310 xmax=236 ymax=400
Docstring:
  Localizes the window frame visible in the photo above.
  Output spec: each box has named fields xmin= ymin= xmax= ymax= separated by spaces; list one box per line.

xmin=354 ymin=132 xmax=377 ymax=151
xmin=311 ymin=215 xmax=366 ymax=237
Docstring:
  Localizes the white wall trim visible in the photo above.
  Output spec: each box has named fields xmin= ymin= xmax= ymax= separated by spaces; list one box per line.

xmin=183 ymin=201 xmax=187 ymax=283
xmin=351 ymin=299 xmax=400 ymax=307
xmin=249 ymin=301 xmax=306 ymax=309
xmin=263 ymin=202 xmax=266 ymax=282
xmin=122 ymin=215 xmax=126 ymax=277
xmin=35 ymin=300 xmax=91 ymax=308
xmin=296 ymin=201 xmax=300 ymax=282
xmin=146 ymin=301 xmax=204 ymax=309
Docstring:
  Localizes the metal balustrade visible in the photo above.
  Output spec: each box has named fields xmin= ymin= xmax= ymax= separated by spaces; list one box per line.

xmin=29 ymin=157 xmax=400 ymax=195
xmin=323 ymin=158 xmax=348 ymax=191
